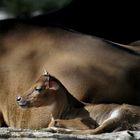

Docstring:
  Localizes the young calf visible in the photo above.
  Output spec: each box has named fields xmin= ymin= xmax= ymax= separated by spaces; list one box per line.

xmin=16 ymin=73 xmax=140 ymax=134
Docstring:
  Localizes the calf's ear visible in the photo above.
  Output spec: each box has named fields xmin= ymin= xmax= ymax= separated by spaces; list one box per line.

xmin=43 ymin=68 xmax=49 ymax=75
xmin=49 ymin=81 xmax=60 ymax=91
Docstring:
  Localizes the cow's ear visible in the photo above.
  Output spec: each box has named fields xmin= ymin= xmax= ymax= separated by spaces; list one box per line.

xmin=49 ymin=81 xmax=60 ymax=91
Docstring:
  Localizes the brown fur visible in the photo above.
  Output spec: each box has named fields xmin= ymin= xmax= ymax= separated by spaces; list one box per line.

xmin=0 ymin=24 xmax=140 ymax=128
xmin=17 ymin=74 xmax=140 ymax=134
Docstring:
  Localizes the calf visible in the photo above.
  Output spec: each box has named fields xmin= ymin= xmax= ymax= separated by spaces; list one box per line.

xmin=17 ymin=73 xmax=140 ymax=134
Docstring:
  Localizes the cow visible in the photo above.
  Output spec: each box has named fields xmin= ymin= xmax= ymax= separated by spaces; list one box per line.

xmin=16 ymin=73 xmax=140 ymax=134
xmin=0 ymin=24 xmax=140 ymax=128
xmin=0 ymin=24 xmax=140 ymax=105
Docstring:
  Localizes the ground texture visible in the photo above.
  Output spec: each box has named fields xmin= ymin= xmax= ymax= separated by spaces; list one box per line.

xmin=0 ymin=127 xmax=139 ymax=140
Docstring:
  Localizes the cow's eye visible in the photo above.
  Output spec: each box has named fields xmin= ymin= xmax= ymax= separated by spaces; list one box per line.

xmin=34 ymin=86 xmax=43 ymax=92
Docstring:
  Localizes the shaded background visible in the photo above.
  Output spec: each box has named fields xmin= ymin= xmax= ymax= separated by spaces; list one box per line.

xmin=0 ymin=0 xmax=140 ymax=44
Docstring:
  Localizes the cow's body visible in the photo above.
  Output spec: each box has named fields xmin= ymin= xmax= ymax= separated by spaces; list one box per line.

xmin=0 ymin=25 xmax=140 ymax=128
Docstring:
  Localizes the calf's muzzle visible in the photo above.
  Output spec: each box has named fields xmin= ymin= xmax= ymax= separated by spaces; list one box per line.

xmin=16 ymin=96 xmax=28 ymax=107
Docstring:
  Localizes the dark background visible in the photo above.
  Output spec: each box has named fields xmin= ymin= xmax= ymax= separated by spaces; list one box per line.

xmin=1 ymin=0 xmax=140 ymax=44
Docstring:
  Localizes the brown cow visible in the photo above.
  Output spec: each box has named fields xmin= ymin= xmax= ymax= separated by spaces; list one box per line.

xmin=0 ymin=24 xmax=140 ymax=105
xmin=16 ymin=74 xmax=140 ymax=134
xmin=0 ymin=24 xmax=140 ymax=128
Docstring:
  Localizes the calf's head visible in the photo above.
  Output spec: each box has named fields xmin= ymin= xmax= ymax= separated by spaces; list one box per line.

xmin=16 ymin=73 xmax=62 ymax=108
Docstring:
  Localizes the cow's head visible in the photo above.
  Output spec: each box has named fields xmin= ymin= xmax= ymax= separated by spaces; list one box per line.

xmin=16 ymin=72 xmax=61 ymax=108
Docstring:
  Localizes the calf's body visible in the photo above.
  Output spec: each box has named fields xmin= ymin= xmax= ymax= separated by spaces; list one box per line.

xmin=17 ymin=74 xmax=140 ymax=134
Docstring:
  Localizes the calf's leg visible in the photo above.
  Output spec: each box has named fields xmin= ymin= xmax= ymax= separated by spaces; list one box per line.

xmin=48 ymin=118 xmax=98 ymax=130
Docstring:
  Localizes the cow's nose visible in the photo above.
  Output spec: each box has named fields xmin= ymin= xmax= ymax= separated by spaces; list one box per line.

xmin=16 ymin=96 xmax=22 ymax=102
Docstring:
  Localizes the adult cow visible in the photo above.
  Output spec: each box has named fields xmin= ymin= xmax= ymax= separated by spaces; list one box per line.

xmin=0 ymin=24 xmax=140 ymax=127
xmin=0 ymin=26 xmax=140 ymax=105
xmin=0 ymin=24 xmax=140 ymax=104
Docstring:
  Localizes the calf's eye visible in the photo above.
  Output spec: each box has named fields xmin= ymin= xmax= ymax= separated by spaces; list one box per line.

xmin=34 ymin=86 xmax=43 ymax=92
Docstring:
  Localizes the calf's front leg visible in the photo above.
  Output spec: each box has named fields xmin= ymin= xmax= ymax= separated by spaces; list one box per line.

xmin=48 ymin=117 xmax=98 ymax=130
xmin=47 ymin=110 xmax=132 ymax=134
